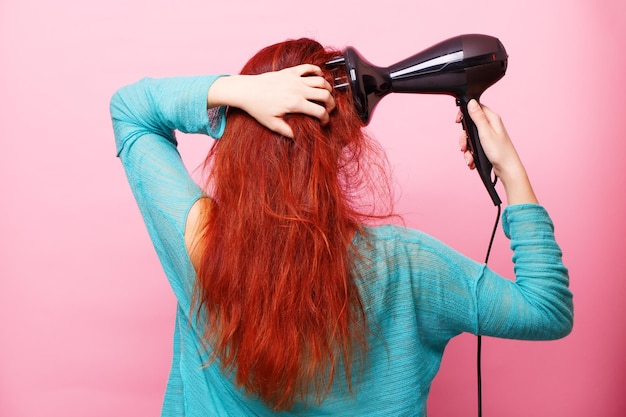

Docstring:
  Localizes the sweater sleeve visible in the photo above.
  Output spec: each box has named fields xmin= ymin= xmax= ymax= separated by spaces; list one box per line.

xmin=109 ymin=75 xmax=227 ymax=307
xmin=111 ymin=75 xmax=227 ymax=155
xmin=474 ymin=204 xmax=573 ymax=340
xmin=364 ymin=203 xmax=573 ymax=345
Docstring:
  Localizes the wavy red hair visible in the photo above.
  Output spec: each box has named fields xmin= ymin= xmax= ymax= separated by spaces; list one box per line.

xmin=193 ymin=38 xmax=392 ymax=410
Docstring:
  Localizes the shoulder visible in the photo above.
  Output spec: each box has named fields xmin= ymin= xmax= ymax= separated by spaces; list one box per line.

xmin=357 ymin=224 xmax=451 ymax=257
xmin=354 ymin=223 xmax=483 ymax=283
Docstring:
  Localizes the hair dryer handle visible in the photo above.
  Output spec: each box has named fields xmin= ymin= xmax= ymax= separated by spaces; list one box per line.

xmin=458 ymin=99 xmax=502 ymax=206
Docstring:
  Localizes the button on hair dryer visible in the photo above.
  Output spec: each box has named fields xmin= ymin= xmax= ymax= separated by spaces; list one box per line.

xmin=327 ymin=34 xmax=508 ymax=205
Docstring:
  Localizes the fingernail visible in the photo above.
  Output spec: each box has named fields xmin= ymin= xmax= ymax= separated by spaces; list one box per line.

xmin=468 ymin=100 xmax=479 ymax=112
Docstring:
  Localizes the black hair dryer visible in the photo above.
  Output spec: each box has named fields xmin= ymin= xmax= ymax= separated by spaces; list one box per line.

xmin=327 ymin=34 xmax=508 ymax=205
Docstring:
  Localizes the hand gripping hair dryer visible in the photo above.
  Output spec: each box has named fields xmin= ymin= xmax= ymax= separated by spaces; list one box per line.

xmin=326 ymin=34 xmax=508 ymax=205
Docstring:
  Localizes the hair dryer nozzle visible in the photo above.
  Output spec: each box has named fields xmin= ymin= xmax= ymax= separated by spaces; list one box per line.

xmin=325 ymin=56 xmax=346 ymax=67
xmin=326 ymin=48 xmax=392 ymax=124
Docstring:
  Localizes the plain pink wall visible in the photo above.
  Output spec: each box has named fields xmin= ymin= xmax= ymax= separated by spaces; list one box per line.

xmin=1 ymin=0 xmax=624 ymax=416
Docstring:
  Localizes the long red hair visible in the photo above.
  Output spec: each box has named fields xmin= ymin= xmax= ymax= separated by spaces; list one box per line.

xmin=193 ymin=38 xmax=392 ymax=410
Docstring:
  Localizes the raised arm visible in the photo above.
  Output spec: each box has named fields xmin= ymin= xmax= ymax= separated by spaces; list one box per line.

xmin=453 ymin=101 xmax=573 ymax=339
xmin=109 ymin=67 xmax=339 ymax=300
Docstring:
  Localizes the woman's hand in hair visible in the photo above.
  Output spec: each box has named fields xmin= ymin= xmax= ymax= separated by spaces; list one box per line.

xmin=208 ymin=65 xmax=335 ymax=138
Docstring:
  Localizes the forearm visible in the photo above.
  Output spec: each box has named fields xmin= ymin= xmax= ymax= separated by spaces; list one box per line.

xmin=497 ymin=159 xmax=539 ymax=206
xmin=207 ymin=75 xmax=252 ymax=109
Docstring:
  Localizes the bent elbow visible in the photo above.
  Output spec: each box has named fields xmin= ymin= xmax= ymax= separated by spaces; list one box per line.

xmin=554 ymin=308 xmax=574 ymax=340
xmin=536 ymin=299 xmax=574 ymax=340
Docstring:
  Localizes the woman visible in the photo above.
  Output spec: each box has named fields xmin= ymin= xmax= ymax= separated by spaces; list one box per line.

xmin=110 ymin=38 xmax=573 ymax=416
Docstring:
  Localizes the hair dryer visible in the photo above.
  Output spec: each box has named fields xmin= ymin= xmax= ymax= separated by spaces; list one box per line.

xmin=326 ymin=34 xmax=508 ymax=206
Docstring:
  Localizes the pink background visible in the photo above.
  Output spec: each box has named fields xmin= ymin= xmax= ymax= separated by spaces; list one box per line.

xmin=1 ymin=0 xmax=624 ymax=415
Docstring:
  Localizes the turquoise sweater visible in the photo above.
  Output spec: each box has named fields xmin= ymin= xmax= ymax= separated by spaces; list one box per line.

xmin=110 ymin=75 xmax=573 ymax=416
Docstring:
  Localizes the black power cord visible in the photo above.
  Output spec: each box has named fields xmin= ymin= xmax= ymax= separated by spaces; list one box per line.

xmin=477 ymin=203 xmax=502 ymax=417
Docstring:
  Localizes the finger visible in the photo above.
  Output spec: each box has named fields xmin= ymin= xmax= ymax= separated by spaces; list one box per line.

xmin=308 ymin=79 xmax=336 ymax=114
xmin=302 ymin=75 xmax=333 ymax=91
xmin=480 ymin=104 xmax=504 ymax=132
xmin=462 ymin=147 xmax=475 ymax=169
xmin=304 ymin=86 xmax=336 ymax=114
xmin=298 ymin=99 xmax=330 ymax=124
xmin=319 ymin=93 xmax=336 ymax=115
xmin=466 ymin=154 xmax=476 ymax=170
xmin=293 ymin=64 xmax=323 ymax=77
xmin=326 ymin=93 xmax=336 ymax=114
xmin=455 ymin=109 xmax=463 ymax=123
xmin=479 ymin=102 xmax=495 ymax=116
xmin=458 ymin=132 xmax=468 ymax=152
xmin=457 ymin=131 xmax=475 ymax=168
xmin=270 ymin=119 xmax=294 ymax=139
xmin=467 ymin=99 xmax=490 ymax=129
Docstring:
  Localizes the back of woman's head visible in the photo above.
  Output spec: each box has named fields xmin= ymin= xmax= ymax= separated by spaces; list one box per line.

xmin=194 ymin=38 xmax=391 ymax=410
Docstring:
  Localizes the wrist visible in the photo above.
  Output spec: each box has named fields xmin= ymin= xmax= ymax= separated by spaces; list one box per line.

xmin=498 ymin=164 xmax=538 ymax=205
xmin=207 ymin=75 xmax=247 ymax=109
